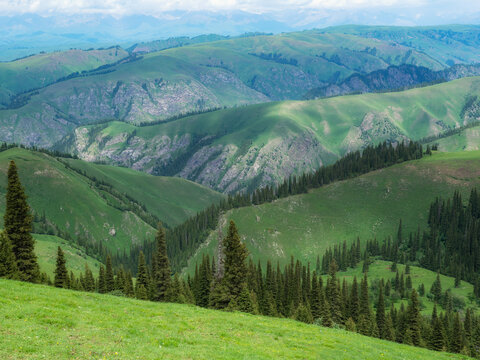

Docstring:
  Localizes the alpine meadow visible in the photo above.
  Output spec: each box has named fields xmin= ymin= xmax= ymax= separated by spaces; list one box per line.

xmin=5 ymin=2 xmax=480 ymax=359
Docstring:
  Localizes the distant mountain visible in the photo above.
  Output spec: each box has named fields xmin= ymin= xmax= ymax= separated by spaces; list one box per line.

xmin=57 ymin=77 xmax=480 ymax=193
xmin=304 ymin=63 xmax=480 ymax=99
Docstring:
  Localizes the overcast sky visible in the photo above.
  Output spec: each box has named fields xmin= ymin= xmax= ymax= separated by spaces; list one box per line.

xmin=1 ymin=0 xmax=479 ymax=17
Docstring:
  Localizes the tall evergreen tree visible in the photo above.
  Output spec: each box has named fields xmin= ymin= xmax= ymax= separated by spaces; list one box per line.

xmin=152 ymin=223 xmax=171 ymax=302
xmin=0 ymin=232 xmax=17 ymax=278
xmin=98 ymin=265 xmax=107 ymax=294
xmin=4 ymin=160 xmax=38 ymax=282
xmin=407 ymin=289 xmax=422 ymax=347
xmin=135 ymin=251 xmax=149 ymax=298
xmin=376 ymin=282 xmax=386 ymax=339
xmin=54 ymin=246 xmax=68 ymax=288
xmin=430 ymin=305 xmax=445 ymax=351
xmin=221 ymin=220 xmax=249 ymax=309
xmin=105 ymin=254 xmax=115 ymax=292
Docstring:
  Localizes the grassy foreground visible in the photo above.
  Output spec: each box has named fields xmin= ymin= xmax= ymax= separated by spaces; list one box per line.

xmin=0 ymin=279 xmax=470 ymax=360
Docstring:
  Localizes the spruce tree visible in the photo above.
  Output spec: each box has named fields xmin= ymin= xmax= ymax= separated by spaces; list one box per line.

xmin=105 ymin=255 xmax=115 ymax=292
xmin=430 ymin=305 xmax=445 ymax=351
xmin=430 ymin=273 xmax=442 ymax=303
xmin=406 ymin=289 xmax=422 ymax=347
xmin=222 ymin=220 xmax=249 ymax=309
xmin=450 ymin=312 xmax=463 ymax=353
xmin=152 ymin=223 xmax=171 ymax=302
xmin=4 ymin=160 xmax=39 ymax=282
xmin=376 ymin=282 xmax=386 ymax=339
xmin=98 ymin=265 xmax=107 ymax=294
xmin=135 ymin=251 xmax=149 ymax=298
xmin=83 ymin=263 xmax=95 ymax=292
xmin=54 ymin=246 xmax=68 ymax=288
xmin=0 ymin=232 xmax=17 ymax=278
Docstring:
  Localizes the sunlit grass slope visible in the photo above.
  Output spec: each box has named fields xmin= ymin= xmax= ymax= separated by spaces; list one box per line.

xmin=0 ymin=279 xmax=470 ymax=360
xmin=186 ymin=151 xmax=480 ymax=273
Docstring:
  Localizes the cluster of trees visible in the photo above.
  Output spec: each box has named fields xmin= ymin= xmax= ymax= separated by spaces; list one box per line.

xmin=356 ymin=190 xmax=480 ymax=288
xmin=187 ymin=224 xmax=480 ymax=356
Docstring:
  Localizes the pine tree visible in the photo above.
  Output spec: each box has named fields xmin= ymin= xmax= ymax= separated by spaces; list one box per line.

xmin=430 ymin=305 xmax=445 ymax=351
xmin=83 ymin=263 xmax=95 ymax=292
xmin=98 ymin=265 xmax=107 ymax=294
xmin=0 ymin=232 xmax=17 ymax=278
xmin=105 ymin=254 xmax=115 ymax=292
xmin=376 ymin=282 xmax=386 ymax=339
xmin=135 ymin=251 xmax=149 ymax=299
xmin=449 ymin=312 xmax=463 ymax=353
xmin=54 ymin=246 xmax=68 ymax=288
xmin=152 ymin=224 xmax=171 ymax=302
xmin=4 ymin=160 xmax=39 ymax=282
xmin=222 ymin=220 xmax=249 ymax=310
xmin=430 ymin=273 xmax=442 ymax=303
xmin=326 ymin=259 xmax=343 ymax=324
xmin=406 ymin=289 xmax=422 ymax=347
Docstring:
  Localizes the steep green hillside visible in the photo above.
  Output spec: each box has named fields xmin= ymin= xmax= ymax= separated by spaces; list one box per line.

xmin=0 ymin=279 xmax=469 ymax=360
xmin=64 ymin=77 xmax=480 ymax=193
xmin=185 ymin=151 xmax=480 ymax=272
xmin=0 ymin=30 xmax=446 ymax=148
xmin=0 ymin=147 xmax=222 ymax=253
xmin=0 ymin=47 xmax=129 ymax=107
xmin=34 ymin=234 xmax=102 ymax=277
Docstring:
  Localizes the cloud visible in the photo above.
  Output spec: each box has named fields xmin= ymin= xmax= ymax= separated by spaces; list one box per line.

xmin=0 ymin=0 xmax=478 ymax=19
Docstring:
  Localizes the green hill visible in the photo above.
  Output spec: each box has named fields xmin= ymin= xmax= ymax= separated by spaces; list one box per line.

xmin=185 ymin=151 xmax=480 ymax=273
xmin=0 ymin=147 xmax=223 ymax=254
xmin=0 ymin=47 xmax=129 ymax=107
xmin=0 ymin=29 xmax=448 ymax=148
xmin=62 ymin=77 xmax=480 ymax=193
xmin=0 ymin=278 xmax=469 ymax=360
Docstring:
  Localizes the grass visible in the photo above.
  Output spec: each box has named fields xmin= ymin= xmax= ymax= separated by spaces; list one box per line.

xmin=0 ymin=278 xmax=471 ymax=359
xmin=185 ymin=150 xmax=480 ymax=274
xmin=34 ymin=234 xmax=102 ymax=278
xmin=0 ymin=147 xmax=223 ymax=254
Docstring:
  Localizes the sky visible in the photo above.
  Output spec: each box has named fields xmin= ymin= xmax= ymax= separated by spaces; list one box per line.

xmin=0 ymin=0 xmax=479 ymax=18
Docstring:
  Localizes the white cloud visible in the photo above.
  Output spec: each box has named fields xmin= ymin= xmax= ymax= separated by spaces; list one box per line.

xmin=0 ymin=0 xmax=478 ymax=17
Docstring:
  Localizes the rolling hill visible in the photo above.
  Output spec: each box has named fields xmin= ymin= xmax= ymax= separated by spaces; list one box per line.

xmin=0 ymin=278 xmax=470 ymax=360
xmin=185 ymin=151 xmax=480 ymax=273
xmin=0 ymin=28 xmax=466 ymax=148
xmin=0 ymin=147 xmax=223 ymax=254
xmin=0 ymin=47 xmax=129 ymax=108
xmin=60 ymin=77 xmax=480 ymax=193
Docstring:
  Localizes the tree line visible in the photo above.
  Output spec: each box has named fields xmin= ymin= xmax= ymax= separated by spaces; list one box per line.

xmin=116 ymin=140 xmax=425 ymax=274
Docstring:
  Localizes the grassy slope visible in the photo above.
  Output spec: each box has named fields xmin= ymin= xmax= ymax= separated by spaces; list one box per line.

xmin=61 ymin=158 xmax=224 ymax=227
xmin=0 ymin=148 xmax=222 ymax=253
xmin=185 ymin=151 xmax=480 ymax=273
xmin=0 ymin=48 xmax=129 ymax=102
xmin=427 ymin=125 xmax=480 ymax=152
xmin=334 ymin=260 xmax=476 ymax=315
xmin=0 ymin=279 xmax=470 ymax=360
xmin=34 ymin=234 xmax=102 ymax=277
